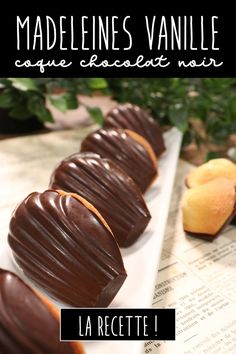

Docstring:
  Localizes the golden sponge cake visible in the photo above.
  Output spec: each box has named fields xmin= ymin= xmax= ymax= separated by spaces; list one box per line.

xmin=182 ymin=177 xmax=236 ymax=236
xmin=186 ymin=158 xmax=236 ymax=188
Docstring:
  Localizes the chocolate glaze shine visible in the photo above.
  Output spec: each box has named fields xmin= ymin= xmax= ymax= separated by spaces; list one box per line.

xmin=0 ymin=269 xmax=75 ymax=354
xmin=104 ymin=104 xmax=165 ymax=156
xmin=80 ymin=128 xmax=157 ymax=193
xmin=50 ymin=153 xmax=151 ymax=247
xmin=8 ymin=190 xmax=126 ymax=307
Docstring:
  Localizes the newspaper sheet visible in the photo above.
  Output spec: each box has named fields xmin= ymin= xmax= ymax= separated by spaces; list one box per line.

xmin=145 ymin=160 xmax=236 ymax=354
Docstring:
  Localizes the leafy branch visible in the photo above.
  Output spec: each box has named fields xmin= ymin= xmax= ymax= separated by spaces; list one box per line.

xmin=0 ymin=78 xmax=108 ymax=123
xmin=108 ymin=78 xmax=236 ymax=146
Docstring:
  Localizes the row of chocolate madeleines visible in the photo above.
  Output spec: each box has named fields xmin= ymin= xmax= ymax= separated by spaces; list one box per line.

xmin=8 ymin=103 xmax=162 ymax=311
xmin=0 ymin=268 xmax=84 ymax=354
xmin=182 ymin=158 xmax=236 ymax=239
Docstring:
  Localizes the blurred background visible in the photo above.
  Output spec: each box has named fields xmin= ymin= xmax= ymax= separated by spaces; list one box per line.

xmin=0 ymin=78 xmax=236 ymax=165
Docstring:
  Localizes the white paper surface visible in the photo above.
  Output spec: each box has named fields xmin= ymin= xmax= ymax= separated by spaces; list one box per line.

xmin=0 ymin=126 xmax=182 ymax=354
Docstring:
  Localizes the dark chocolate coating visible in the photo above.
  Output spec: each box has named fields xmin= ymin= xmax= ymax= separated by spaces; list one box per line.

xmin=0 ymin=268 xmax=75 ymax=354
xmin=104 ymin=104 xmax=165 ymax=157
xmin=8 ymin=190 xmax=126 ymax=307
xmin=50 ymin=153 xmax=151 ymax=247
xmin=80 ymin=129 xmax=157 ymax=193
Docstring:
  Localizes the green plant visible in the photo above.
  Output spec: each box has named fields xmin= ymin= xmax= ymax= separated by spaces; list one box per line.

xmin=0 ymin=78 xmax=108 ymax=124
xmin=108 ymin=78 xmax=236 ymax=147
xmin=1 ymin=77 xmax=236 ymax=155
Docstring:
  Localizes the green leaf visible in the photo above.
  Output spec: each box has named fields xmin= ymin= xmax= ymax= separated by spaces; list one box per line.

xmin=8 ymin=78 xmax=39 ymax=92
xmin=48 ymin=95 xmax=68 ymax=113
xmin=27 ymin=96 xmax=53 ymax=123
xmin=0 ymin=91 xmax=14 ymax=108
xmin=36 ymin=107 xmax=53 ymax=123
xmin=63 ymin=92 xmax=79 ymax=110
xmin=0 ymin=78 xmax=10 ymax=87
xmin=49 ymin=91 xmax=79 ymax=112
xmin=87 ymin=107 xmax=104 ymax=125
xmin=88 ymin=78 xmax=108 ymax=90
xmin=9 ymin=105 xmax=31 ymax=119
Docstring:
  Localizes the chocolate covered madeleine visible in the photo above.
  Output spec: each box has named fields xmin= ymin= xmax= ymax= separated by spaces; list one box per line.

xmin=80 ymin=128 xmax=158 ymax=193
xmin=104 ymin=103 xmax=165 ymax=156
xmin=8 ymin=190 xmax=127 ymax=307
xmin=0 ymin=268 xmax=84 ymax=354
xmin=186 ymin=158 xmax=236 ymax=188
xmin=182 ymin=178 xmax=236 ymax=237
xmin=50 ymin=152 xmax=151 ymax=247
